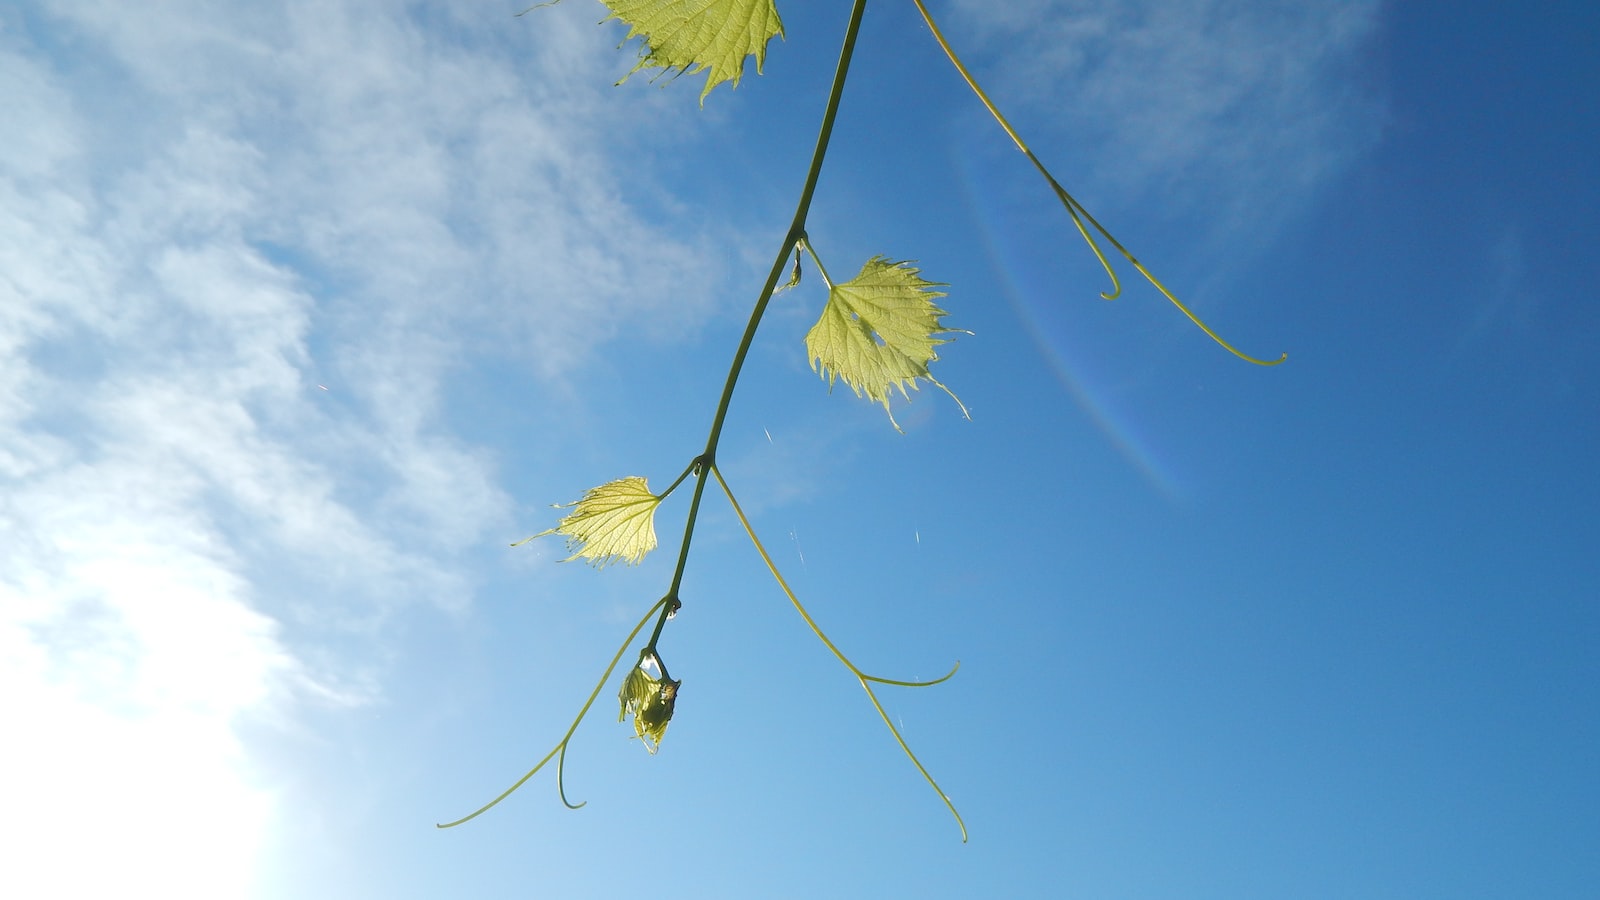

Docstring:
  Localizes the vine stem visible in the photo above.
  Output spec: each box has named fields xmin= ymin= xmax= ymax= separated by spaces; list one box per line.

xmin=645 ymin=0 xmax=873 ymax=654
xmin=446 ymin=3 xmax=873 ymax=828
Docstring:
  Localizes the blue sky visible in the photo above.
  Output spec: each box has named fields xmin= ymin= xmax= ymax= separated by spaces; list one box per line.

xmin=2 ymin=1 xmax=1596 ymax=897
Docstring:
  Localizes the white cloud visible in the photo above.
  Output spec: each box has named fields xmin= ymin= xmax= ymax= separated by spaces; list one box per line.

xmin=0 ymin=447 xmax=293 ymax=897
xmin=0 ymin=1 xmax=745 ymax=894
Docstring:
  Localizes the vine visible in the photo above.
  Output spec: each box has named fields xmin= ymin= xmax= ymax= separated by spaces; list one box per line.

xmin=439 ymin=0 xmax=1283 ymax=841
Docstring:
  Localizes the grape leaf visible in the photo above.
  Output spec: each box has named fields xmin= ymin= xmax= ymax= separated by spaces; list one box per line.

xmin=515 ymin=476 xmax=661 ymax=568
xmin=600 ymin=0 xmax=785 ymax=103
xmin=804 ymin=256 xmax=967 ymax=430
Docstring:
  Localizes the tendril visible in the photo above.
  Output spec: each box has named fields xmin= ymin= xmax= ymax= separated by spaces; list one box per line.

xmin=436 ymin=595 xmax=673 ymax=828
xmin=909 ymin=0 xmax=1285 ymax=367
xmin=713 ymin=463 xmax=968 ymax=842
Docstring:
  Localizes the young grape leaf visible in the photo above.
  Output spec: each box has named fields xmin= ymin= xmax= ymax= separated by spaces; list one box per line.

xmin=618 ymin=664 xmax=679 ymax=753
xmin=600 ymin=0 xmax=785 ymax=103
xmin=514 ymin=476 xmax=661 ymax=568
xmin=804 ymin=256 xmax=968 ymax=430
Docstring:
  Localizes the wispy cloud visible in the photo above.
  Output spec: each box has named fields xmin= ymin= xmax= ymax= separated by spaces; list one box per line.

xmin=1 ymin=0 xmax=742 ymax=891
xmin=947 ymin=0 xmax=1384 ymax=232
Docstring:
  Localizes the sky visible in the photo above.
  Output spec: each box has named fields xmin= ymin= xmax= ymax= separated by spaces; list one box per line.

xmin=1 ymin=1 xmax=1596 ymax=897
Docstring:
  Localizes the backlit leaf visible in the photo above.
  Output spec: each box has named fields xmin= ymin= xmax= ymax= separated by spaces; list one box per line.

xmin=618 ymin=664 xmax=679 ymax=752
xmin=804 ymin=256 xmax=967 ymax=430
xmin=516 ymin=476 xmax=661 ymax=568
xmin=601 ymin=0 xmax=785 ymax=103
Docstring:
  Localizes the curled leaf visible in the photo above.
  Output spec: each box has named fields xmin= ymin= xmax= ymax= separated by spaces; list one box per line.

xmin=804 ymin=256 xmax=969 ymax=430
xmin=516 ymin=476 xmax=662 ymax=568
xmin=619 ymin=662 xmax=680 ymax=752
xmin=600 ymin=0 xmax=786 ymax=104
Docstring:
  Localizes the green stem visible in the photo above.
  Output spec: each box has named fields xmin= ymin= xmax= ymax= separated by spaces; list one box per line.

xmin=645 ymin=0 xmax=873 ymax=653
